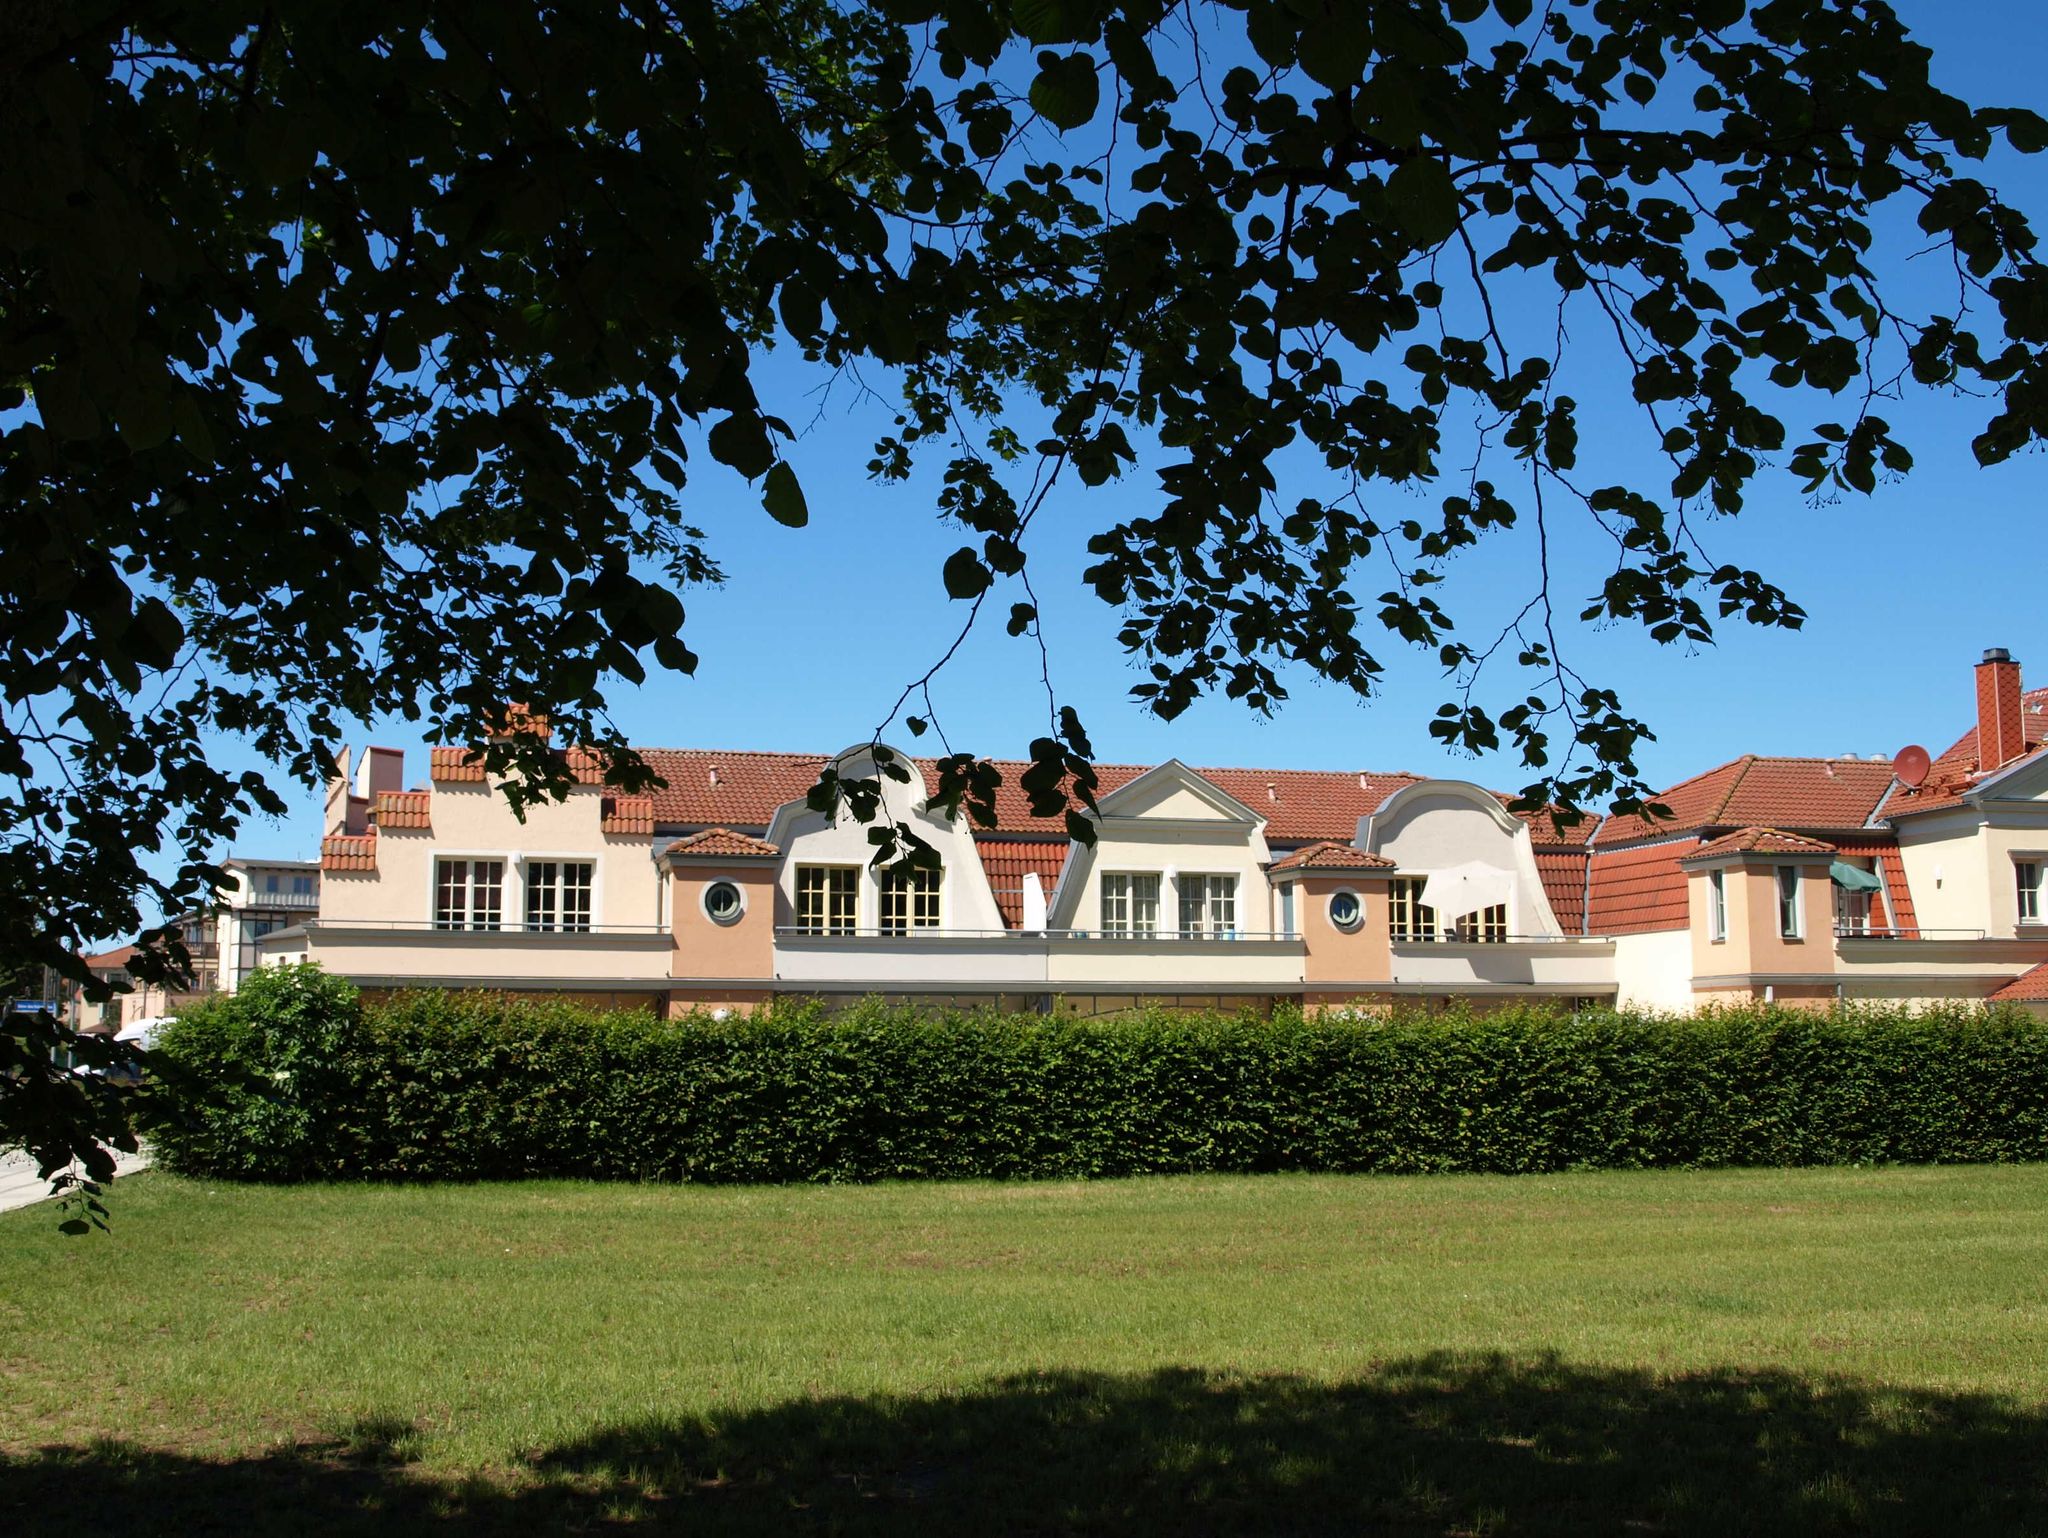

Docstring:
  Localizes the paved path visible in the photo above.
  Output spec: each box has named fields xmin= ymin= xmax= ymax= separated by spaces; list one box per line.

xmin=0 ymin=1146 xmax=152 ymax=1214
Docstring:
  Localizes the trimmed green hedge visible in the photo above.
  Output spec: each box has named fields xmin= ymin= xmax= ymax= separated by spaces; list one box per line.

xmin=148 ymin=965 xmax=2048 ymax=1183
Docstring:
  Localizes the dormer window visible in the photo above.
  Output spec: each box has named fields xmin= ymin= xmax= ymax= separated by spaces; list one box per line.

xmin=1100 ymin=873 xmax=1160 ymax=937
xmin=1178 ymin=874 xmax=1237 ymax=938
xmin=879 ymin=866 xmax=941 ymax=934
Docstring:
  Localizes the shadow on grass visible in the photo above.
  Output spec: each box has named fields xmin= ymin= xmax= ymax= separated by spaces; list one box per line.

xmin=6 ymin=1352 xmax=2047 ymax=1535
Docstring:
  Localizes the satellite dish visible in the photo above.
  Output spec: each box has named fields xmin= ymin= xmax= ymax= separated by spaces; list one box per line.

xmin=1893 ymin=744 xmax=1931 ymax=789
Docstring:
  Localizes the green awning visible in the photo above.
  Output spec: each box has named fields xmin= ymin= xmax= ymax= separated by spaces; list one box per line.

xmin=1830 ymin=859 xmax=1882 ymax=892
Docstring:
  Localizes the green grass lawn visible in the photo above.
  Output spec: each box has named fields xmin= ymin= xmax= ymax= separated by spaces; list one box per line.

xmin=5 ymin=1165 xmax=2048 ymax=1533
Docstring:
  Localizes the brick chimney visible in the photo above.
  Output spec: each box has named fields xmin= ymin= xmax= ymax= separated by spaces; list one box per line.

xmin=1976 ymin=648 xmax=2026 ymax=772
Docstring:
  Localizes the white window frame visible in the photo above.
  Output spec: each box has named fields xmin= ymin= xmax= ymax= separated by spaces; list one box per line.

xmin=878 ymin=865 xmax=942 ymax=934
xmin=2018 ymin=859 xmax=2044 ymax=925
xmin=434 ymin=857 xmax=506 ymax=932
xmin=1099 ymin=872 xmax=1161 ymax=937
xmin=1834 ymin=884 xmax=1872 ymax=936
xmin=1277 ymin=883 xmax=1296 ymax=938
xmin=1177 ymin=873 xmax=1238 ymax=938
xmin=1777 ymin=865 xmax=1803 ymax=939
xmin=795 ymin=865 xmax=860 ymax=935
xmin=1327 ymin=889 xmax=1363 ymax=934
xmin=524 ymin=858 xmax=595 ymax=933
xmin=701 ymin=880 xmax=746 ymax=926
xmin=1708 ymin=868 xmax=1728 ymax=943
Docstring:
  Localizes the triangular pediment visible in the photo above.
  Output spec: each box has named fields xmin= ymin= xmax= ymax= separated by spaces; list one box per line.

xmin=1093 ymin=760 xmax=1261 ymax=824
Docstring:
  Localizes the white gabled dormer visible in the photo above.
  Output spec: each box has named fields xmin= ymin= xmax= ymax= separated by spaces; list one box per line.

xmin=1047 ymin=760 xmax=1274 ymax=936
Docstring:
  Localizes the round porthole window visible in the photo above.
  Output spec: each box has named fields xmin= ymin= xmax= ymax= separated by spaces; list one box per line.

xmin=1328 ymin=890 xmax=1363 ymax=933
xmin=702 ymin=880 xmax=745 ymax=925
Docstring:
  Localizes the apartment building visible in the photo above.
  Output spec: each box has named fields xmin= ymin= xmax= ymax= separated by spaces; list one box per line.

xmin=261 ymin=649 xmax=2048 ymax=1016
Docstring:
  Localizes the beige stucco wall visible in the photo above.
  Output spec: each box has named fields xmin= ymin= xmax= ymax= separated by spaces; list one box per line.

xmin=764 ymin=746 xmax=1005 ymax=932
xmin=321 ymin=776 xmax=662 ymax=930
xmin=1360 ymin=781 xmax=1564 ymax=935
xmin=282 ymin=925 xmax=674 ymax=986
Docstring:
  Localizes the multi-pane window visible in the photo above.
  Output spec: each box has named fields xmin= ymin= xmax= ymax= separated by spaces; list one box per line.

xmin=1452 ymin=905 xmax=1509 ymax=943
xmin=795 ymin=866 xmax=859 ymax=934
xmin=1776 ymin=866 xmax=1803 ymax=938
xmin=1178 ymin=874 xmax=1238 ymax=937
xmin=1387 ymin=878 xmax=1437 ymax=941
xmin=434 ymin=858 xmax=504 ymax=931
xmin=879 ymin=866 xmax=941 ymax=934
xmin=1708 ymin=869 xmax=1728 ymax=942
xmin=2019 ymin=861 xmax=2044 ymax=924
xmin=525 ymin=860 xmax=594 ymax=932
xmin=1100 ymin=873 xmax=1161 ymax=936
xmin=1834 ymin=886 xmax=1872 ymax=935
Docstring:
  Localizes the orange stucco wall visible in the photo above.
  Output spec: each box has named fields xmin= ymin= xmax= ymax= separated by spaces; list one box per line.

xmin=669 ymin=863 xmax=777 ymax=983
xmin=1296 ymin=874 xmax=1394 ymax=1005
xmin=1689 ymin=861 xmax=1835 ymax=982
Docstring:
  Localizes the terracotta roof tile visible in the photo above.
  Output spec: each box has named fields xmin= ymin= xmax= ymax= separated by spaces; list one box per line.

xmin=83 ymin=944 xmax=136 ymax=971
xmin=1992 ymin=961 xmax=2048 ymax=1002
xmin=663 ymin=828 xmax=781 ymax=859
xmin=370 ymin=790 xmax=430 ymax=830
xmin=601 ymin=795 xmax=654 ymax=836
xmin=1265 ymin=841 xmax=1396 ymax=873
xmin=1587 ymin=839 xmax=1696 ymax=935
xmin=429 ymin=746 xmax=485 ymax=783
xmin=1596 ymin=755 xmax=1896 ymax=846
xmin=975 ymin=838 xmax=1069 ymax=928
xmin=1536 ymin=849 xmax=1591 ymax=934
xmin=1884 ymin=686 xmax=2048 ymax=819
xmin=1683 ymin=827 xmax=1839 ymax=861
xmin=321 ymin=833 xmax=377 ymax=872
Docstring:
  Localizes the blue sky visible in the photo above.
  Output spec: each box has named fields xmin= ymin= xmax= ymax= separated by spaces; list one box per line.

xmin=231 ymin=1 xmax=2048 ymax=864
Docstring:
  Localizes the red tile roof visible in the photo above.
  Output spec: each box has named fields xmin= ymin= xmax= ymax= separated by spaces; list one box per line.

xmin=1884 ymin=686 xmax=2048 ymax=819
xmin=974 ymin=838 xmax=1070 ymax=928
xmin=1992 ymin=962 xmax=2048 ymax=1002
xmin=1265 ymin=841 xmax=1396 ymax=873
xmin=321 ymin=833 xmax=377 ymax=872
xmin=626 ymin=750 xmax=1461 ymax=844
xmin=1536 ymin=849 xmax=1591 ymax=934
xmin=428 ymin=745 xmax=485 ymax=783
xmin=1683 ymin=827 xmax=1838 ymax=861
xmin=602 ymin=795 xmax=654 ymax=836
xmin=1595 ymin=755 xmax=1897 ymax=846
xmin=83 ymin=944 xmax=136 ymax=971
xmin=371 ymin=790 xmax=431 ymax=830
xmin=662 ymin=828 xmax=781 ymax=860
xmin=1587 ymin=839 xmax=1696 ymax=935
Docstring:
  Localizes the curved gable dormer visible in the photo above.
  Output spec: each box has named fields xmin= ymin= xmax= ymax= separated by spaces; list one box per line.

xmin=763 ymin=743 xmax=1004 ymax=932
xmin=1359 ymin=778 xmax=1563 ymax=937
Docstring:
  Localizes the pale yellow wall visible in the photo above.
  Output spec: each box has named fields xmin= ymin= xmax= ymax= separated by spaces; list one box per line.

xmin=319 ymin=776 xmax=662 ymax=930
xmin=1895 ymin=816 xmax=1990 ymax=934
xmin=1611 ymin=927 xmax=1693 ymax=1011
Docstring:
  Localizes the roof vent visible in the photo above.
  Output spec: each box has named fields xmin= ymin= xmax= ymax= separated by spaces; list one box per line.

xmin=709 ymin=766 xmax=721 ymax=786
xmin=1266 ymin=783 xmax=1277 ymax=802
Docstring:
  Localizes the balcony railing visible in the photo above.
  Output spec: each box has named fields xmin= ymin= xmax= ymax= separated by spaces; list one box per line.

xmin=241 ymin=888 xmax=320 ymax=911
xmin=1834 ymin=926 xmax=1991 ymax=941
xmin=775 ymin=927 xmax=1301 ymax=942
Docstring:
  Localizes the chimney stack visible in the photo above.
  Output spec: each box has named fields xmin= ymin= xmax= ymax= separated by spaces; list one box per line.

xmin=1976 ymin=648 xmax=2026 ymax=773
